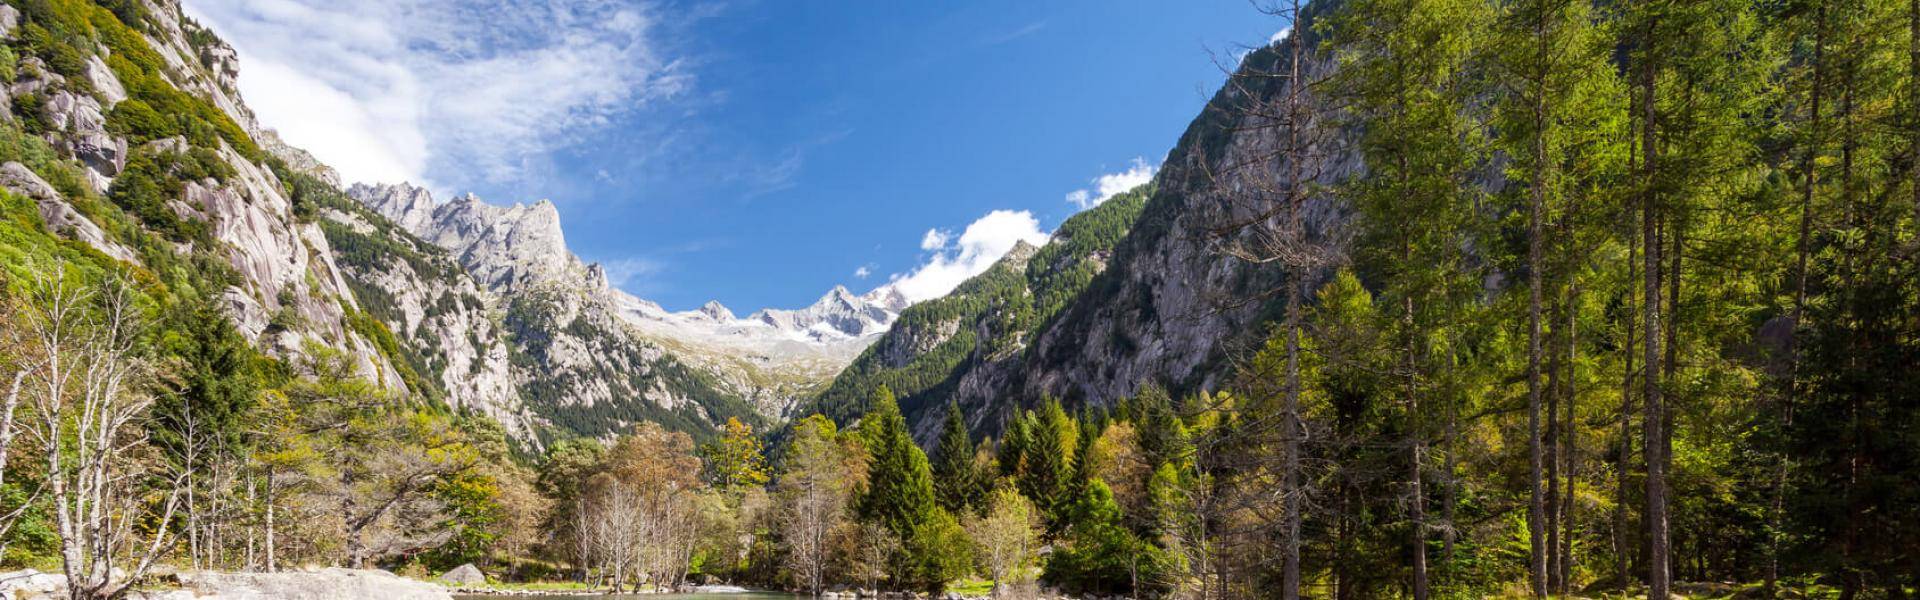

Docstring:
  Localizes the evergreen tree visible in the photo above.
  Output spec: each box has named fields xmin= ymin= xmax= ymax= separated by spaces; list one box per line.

xmin=858 ymin=386 xmax=936 ymax=538
xmin=1041 ymin=479 xmax=1168 ymax=598
xmin=932 ymin=401 xmax=983 ymax=514
xmin=997 ymin=411 xmax=1030 ymax=480
xmin=1019 ymin=400 xmax=1077 ymax=532
xmin=856 ymin=385 xmax=957 ymax=591
xmin=1328 ymin=0 xmax=1493 ymax=595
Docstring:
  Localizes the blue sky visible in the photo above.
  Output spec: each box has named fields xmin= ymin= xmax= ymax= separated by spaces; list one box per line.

xmin=185 ymin=0 xmax=1284 ymax=312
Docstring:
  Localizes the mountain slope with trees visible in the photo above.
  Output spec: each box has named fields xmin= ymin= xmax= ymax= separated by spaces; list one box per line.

xmin=804 ymin=184 xmax=1152 ymax=444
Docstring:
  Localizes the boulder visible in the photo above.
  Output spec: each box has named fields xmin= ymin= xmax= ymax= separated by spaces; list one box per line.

xmin=171 ymin=568 xmax=453 ymax=600
xmin=0 ymin=569 xmax=66 ymax=597
xmin=436 ymin=563 xmax=486 ymax=586
xmin=0 ymin=5 xmax=19 ymax=39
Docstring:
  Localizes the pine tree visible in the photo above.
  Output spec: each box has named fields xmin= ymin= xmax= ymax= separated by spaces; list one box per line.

xmin=932 ymin=401 xmax=982 ymax=514
xmin=1328 ymin=0 xmax=1492 ymax=596
xmin=997 ymin=412 xmax=1030 ymax=480
xmin=1020 ymin=400 xmax=1076 ymax=533
xmin=858 ymin=386 xmax=937 ymax=540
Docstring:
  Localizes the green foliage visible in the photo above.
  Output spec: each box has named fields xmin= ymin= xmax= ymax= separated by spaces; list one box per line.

xmin=701 ymin=417 xmax=770 ymax=492
xmin=0 ymin=46 xmax=19 ymax=83
xmin=900 ymin=508 xmax=973 ymax=594
xmin=805 ymin=183 xmax=1151 ymax=435
xmin=12 ymin=0 xmax=265 ymax=161
xmin=152 ymin=294 xmax=263 ymax=465
xmin=1017 ymin=400 xmax=1077 ymax=533
xmin=106 ymin=145 xmax=233 ymax=245
xmin=857 ymin=386 xmax=936 ymax=537
xmin=930 ymin=402 xmax=984 ymax=515
xmin=1040 ymin=479 xmax=1170 ymax=597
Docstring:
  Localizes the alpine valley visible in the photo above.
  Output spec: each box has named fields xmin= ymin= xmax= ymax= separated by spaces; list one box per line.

xmin=1 ymin=0 xmax=1916 ymax=599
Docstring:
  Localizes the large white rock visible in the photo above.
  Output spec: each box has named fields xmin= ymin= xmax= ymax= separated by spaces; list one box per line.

xmin=0 ymin=568 xmax=66 ymax=598
xmin=436 ymin=563 xmax=486 ymax=586
xmin=169 ymin=568 xmax=453 ymax=600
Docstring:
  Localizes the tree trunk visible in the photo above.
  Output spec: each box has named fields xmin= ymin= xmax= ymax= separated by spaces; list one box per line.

xmin=1526 ymin=4 xmax=1552 ymax=592
xmin=1561 ymin=285 xmax=1580 ymax=594
xmin=1408 ymin=295 xmax=1428 ymax=600
xmin=1547 ymin=298 xmax=1564 ymax=593
xmin=1772 ymin=5 xmax=1825 ymax=594
xmin=1280 ymin=3 xmax=1307 ymax=594
xmin=1615 ymin=80 xmax=1642 ymax=597
xmin=1640 ymin=9 xmax=1671 ymax=597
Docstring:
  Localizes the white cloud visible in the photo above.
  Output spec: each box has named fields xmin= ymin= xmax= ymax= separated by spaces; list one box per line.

xmin=184 ymin=0 xmax=690 ymax=188
xmin=887 ymin=210 xmax=1049 ymax=303
xmin=853 ymin=265 xmax=873 ymax=279
xmin=920 ymin=229 xmax=951 ymax=251
xmin=1065 ymin=158 xmax=1157 ymax=209
xmin=1271 ymin=27 xmax=1292 ymax=45
xmin=599 ymin=257 xmax=666 ymax=288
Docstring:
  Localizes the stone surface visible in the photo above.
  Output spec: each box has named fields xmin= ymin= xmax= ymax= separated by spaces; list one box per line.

xmin=86 ymin=55 xmax=128 ymax=106
xmin=0 ymin=568 xmax=66 ymax=598
xmin=170 ymin=568 xmax=453 ymax=600
xmin=437 ymin=563 xmax=486 ymax=586
xmin=0 ymin=161 xmax=138 ymax=262
xmin=347 ymin=182 xmax=899 ymax=433
xmin=0 ymin=5 xmax=20 ymax=39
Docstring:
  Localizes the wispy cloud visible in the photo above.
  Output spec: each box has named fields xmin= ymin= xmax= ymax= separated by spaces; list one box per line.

xmin=853 ymin=265 xmax=874 ymax=279
xmin=1065 ymin=158 xmax=1157 ymax=209
xmin=600 ymin=256 xmax=667 ymax=289
xmin=886 ymin=210 xmax=1049 ymax=303
xmin=979 ymin=20 xmax=1048 ymax=47
xmin=184 ymin=0 xmax=693 ymax=189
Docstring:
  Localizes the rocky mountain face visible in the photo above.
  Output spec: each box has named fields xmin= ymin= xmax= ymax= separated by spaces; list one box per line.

xmin=801 ymin=185 xmax=1152 ymax=444
xmin=0 ymin=0 xmax=412 ymax=392
xmin=1007 ymin=25 xmax=1364 ymax=419
xmin=348 ymin=182 xmax=903 ymax=442
xmin=813 ymin=24 xmax=1363 ymax=444
xmin=0 ymin=0 xmax=877 ymax=449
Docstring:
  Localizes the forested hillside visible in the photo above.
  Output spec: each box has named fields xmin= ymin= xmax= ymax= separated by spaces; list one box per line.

xmin=804 ymin=184 xmax=1151 ymax=443
xmin=806 ymin=0 xmax=1920 ymax=597
xmin=0 ymin=0 xmax=1913 ymax=598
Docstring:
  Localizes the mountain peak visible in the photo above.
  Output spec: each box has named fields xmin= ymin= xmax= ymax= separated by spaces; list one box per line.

xmin=698 ymin=300 xmax=736 ymax=322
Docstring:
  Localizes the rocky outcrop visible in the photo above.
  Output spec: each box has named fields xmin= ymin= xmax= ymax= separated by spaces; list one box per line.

xmin=165 ymin=568 xmax=453 ymax=600
xmin=436 ymin=564 xmax=486 ymax=586
xmin=0 ymin=568 xmax=66 ymax=598
xmin=858 ymin=23 xmax=1365 ymax=440
xmin=347 ymin=182 xmax=901 ymax=434
xmin=0 ymin=161 xmax=138 ymax=262
xmin=255 ymin=128 xmax=340 ymax=187
xmin=314 ymin=185 xmax=539 ymax=441
xmin=135 ymin=0 xmax=260 ymax=136
xmin=354 ymin=185 xmax=587 ymax=294
xmin=5 ymin=57 xmax=129 ymax=191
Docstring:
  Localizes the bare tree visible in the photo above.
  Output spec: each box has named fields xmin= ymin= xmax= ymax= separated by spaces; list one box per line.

xmin=1199 ymin=2 xmax=1339 ymax=598
xmin=964 ymin=486 xmax=1040 ymax=599
xmin=778 ymin=423 xmax=856 ymax=595
xmin=19 ymin=273 xmax=185 ymax=600
xmin=0 ymin=283 xmax=48 ymax=560
xmin=574 ymin=423 xmax=704 ymax=593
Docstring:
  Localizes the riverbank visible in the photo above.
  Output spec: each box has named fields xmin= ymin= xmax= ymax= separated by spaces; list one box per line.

xmin=1 ymin=567 xmax=454 ymax=599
